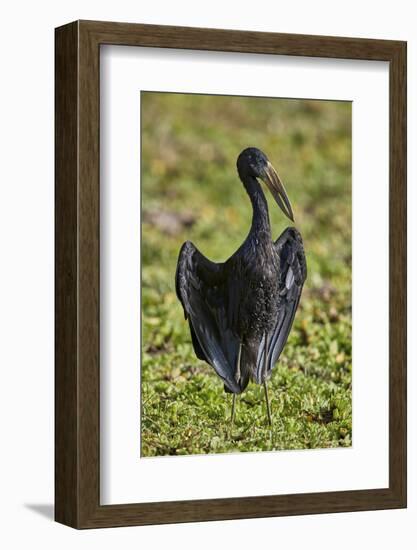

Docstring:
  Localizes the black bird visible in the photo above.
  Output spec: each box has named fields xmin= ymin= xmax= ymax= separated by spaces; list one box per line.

xmin=175 ymin=147 xmax=307 ymax=425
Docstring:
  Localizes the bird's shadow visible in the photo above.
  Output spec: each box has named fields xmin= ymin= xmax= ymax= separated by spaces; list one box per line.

xmin=24 ymin=503 xmax=54 ymax=521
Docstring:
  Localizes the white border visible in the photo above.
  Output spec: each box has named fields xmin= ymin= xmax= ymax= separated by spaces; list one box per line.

xmin=100 ymin=46 xmax=389 ymax=505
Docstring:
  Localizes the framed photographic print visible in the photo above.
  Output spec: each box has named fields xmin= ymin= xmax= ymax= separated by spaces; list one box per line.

xmin=55 ymin=20 xmax=406 ymax=528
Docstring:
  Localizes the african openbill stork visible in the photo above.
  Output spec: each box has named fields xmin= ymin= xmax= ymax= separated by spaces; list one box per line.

xmin=175 ymin=147 xmax=307 ymax=426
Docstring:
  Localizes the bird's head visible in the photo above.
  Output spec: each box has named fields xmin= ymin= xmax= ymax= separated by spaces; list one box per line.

xmin=237 ymin=147 xmax=294 ymax=222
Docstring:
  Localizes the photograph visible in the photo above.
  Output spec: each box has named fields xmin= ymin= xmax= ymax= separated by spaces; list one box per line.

xmin=141 ymin=91 xmax=352 ymax=457
xmin=0 ymin=0 xmax=408 ymax=540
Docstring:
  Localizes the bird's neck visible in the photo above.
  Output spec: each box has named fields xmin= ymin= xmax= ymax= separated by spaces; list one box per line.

xmin=244 ymin=176 xmax=271 ymax=237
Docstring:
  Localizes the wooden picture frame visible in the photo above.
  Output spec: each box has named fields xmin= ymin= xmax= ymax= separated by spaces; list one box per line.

xmin=55 ymin=20 xmax=407 ymax=529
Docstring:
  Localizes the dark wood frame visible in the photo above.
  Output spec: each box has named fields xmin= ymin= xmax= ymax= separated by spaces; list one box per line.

xmin=55 ymin=20 xmax=407 ymax=529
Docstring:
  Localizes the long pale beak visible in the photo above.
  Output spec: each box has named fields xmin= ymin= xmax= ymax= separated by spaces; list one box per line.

xmin=260 ymin=161 xmax=294 ymax=222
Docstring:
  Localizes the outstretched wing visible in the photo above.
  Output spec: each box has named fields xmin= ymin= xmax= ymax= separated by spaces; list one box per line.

xmin=257 ymin=227 xmax=307 ymax=379
xmin=175 ymin=241 xmax=241 ymax=393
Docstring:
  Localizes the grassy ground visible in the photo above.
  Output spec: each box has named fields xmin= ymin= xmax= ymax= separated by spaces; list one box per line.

xmin=141 ymin=92 xmax=352 ymax=456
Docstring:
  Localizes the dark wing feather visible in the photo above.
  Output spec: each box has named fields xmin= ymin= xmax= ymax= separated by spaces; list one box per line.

xmin=257 ymin=227 xmax=307 ymax=378
xmin=175 ymin=241 xmax=241 ymax=393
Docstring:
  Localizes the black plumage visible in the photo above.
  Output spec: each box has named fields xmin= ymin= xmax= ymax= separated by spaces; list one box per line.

xmin=175 ymin=147 xmax=307 ymax=423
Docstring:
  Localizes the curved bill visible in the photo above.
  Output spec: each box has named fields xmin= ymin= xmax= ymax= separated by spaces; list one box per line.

xmin=260 ymin=161 xmax=294 ymax=222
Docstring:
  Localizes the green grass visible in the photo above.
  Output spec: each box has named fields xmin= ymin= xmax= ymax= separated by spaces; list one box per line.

xmin=141 ymin=92 xmax=352 ymax=456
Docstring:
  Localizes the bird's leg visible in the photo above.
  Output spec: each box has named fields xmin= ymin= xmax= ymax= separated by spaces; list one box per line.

xmin=263 ymin=333 xmax=272 ymax=427
xmin=263 ymin=381 xmax=272 ymax=427
xmin=231 ymin=394 xmax=236 ymax=426
xmin=231 ymin=343 xmax=242 ymax=426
